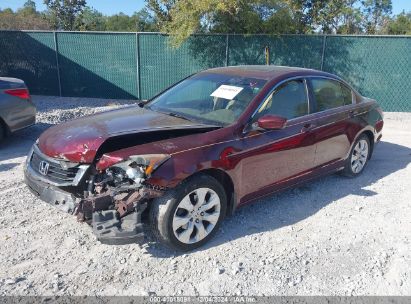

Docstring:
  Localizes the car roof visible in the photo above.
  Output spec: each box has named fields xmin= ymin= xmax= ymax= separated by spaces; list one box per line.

xmin=203 ymin=65 xmax=338 ymax=81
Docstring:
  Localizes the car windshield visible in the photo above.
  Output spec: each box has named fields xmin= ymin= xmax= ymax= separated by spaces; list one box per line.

xmin=146 ymin=73 xmax=267 ymax=126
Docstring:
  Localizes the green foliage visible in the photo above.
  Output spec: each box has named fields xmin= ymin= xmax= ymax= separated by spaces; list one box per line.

xmin=385 ymin=12 xmax=411 ymax=34
xmin=105 ymin=9 xmax=158 ymax=32
xmin=75 ymin=6 xmax=106 ymax=31
xmin=103 ymin=9 xmax=157 ymax=32
xmin=105 ymin=13 xmax=134 ymax=31
xmin=0 ymin=2 xmax=51 ymax=30
xmin=151 ymin=0 xmax=397 ymax=45
xmin=0 ymin=0 xmax=406 ymax=40
xmin=22 ymin=0 xmax=37 ymax=14
xmin=146 ymin=0 xmax=175 ymax=26
xmin=148 ymin=0 xmax=300 ymax=45
xmin=314 ymin=0 xmax=363 ymax=34
xmin=362 ymin=0 xmax=392 ymax=33
xmin=44 ymin=0 xmax=87 ymax=30
xmin=133 ymin=8 xmax=158 ymax=31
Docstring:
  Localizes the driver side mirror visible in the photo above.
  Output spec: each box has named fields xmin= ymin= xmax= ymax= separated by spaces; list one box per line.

xmin=257 ymin=114 xmax=287 ymax=130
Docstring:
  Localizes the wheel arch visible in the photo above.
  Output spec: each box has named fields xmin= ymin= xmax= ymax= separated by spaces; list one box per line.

xmin=360 ymin=130 xmax=375 ymax=159
xmin=195 ymin=168 xmax=236 ymax=216
xmin=345 ymin=127 xmax=375 ymax=161
xmin=0 ymin=116 xmax=10 ymax=138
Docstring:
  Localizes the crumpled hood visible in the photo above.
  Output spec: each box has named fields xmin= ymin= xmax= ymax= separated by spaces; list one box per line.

xmin=38 ymin=106 xmax=210 ymax=163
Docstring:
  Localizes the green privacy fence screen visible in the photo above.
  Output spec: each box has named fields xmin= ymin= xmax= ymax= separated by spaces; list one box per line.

xmin=0 ymin=31 xmax=410 ymax=111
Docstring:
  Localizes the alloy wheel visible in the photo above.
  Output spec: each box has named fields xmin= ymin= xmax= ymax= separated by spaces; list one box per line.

xmin=351 ymin=139 xmax=369 ymax=174
xmin=172 ymin=187 xmax=221 ymax=244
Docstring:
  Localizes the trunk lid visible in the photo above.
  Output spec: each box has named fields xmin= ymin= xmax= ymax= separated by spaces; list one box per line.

xmin=0 ymin=77 xmax=26 ymax=90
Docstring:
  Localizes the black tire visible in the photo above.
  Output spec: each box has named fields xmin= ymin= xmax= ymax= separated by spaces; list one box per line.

xmin=149 ymin=174 xmax=227 ymax=251
xmin=341 ymin=134 xmax=371 ymax=178
xmin=0 ymin=123 xmax=4 ymax=142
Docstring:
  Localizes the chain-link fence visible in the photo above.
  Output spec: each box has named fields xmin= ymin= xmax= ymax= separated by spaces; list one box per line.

xmin=0 ymin=31 xmax=410 ymax=111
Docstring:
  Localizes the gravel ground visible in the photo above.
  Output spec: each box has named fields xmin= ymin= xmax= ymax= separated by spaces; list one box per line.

xmin=0 ymin=95 xmax=410 ymax=296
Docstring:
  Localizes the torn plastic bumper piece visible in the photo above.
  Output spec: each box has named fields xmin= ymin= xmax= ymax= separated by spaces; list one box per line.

xmin=88 ymin=187 xmax=162 ymax=245
xmin=92 ymin=202 xmax=147 ymax=245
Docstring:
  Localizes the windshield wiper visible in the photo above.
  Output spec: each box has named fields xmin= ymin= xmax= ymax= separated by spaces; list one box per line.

xmin=165 ymin=111 xmax=193 ymax=122
xmin=150 ymin=108 xmax=223 ymax=126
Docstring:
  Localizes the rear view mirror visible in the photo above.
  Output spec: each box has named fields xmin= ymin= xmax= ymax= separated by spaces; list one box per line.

xmin=257 ymin=114 xmax=287 ymax=130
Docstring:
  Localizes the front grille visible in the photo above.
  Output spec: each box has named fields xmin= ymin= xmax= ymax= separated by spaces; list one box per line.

xmin=30 ymin=150 xmax=80 ymax=184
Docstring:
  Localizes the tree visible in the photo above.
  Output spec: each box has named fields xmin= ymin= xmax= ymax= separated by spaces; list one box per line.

xmin=22 ymin=0 xmax=37 ymax=14
xmin=336 ymin=1 xmax=364 ymax=34
xmin=384 ymin=12 xmax=411 ymax=34
xmin=0 ymin=9 xmax=17 ymax=29
xmin=90 ymin=8 xmax=158 ymax=32
xmin=149 ymin=0 xmax=295 ymax=45
xmin=44 ymin=0 xmax=87 ymax=30
xmin=75 ymin=6 xmax=106 ymax=31
xmin=283 ymin=0 xmax=330 ymax=33
xmin=0 ymin=3 xmax=51 ymax=30
xmin=362 ymin=0 xmax=392 ymax=33
xmin=146 ymin=0 xmax=176 ymax=27
xmin=311 ymin=0 xmax=364 ymax=34
xmin=133 ymin=8 xmax=158 ymax=31
xmin=105 ymin=13 xmax=134 ymax=31
xmin=159 ymin=0 xmax=248 ymax=45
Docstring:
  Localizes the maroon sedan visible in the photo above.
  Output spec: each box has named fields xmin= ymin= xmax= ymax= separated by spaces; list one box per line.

xmin=24 ymin=66 xmax=384 ymax=251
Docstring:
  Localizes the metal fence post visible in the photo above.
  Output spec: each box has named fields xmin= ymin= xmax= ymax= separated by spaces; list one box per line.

xmin=225 ymin=34 xmax=229 ymax=66
xmin=53 ymin=31 xmax=62 ymax=97
xmin=320 ymin=35 xmax=327 ymax=71
xmin=136 ymin=32 xmax=141 ymax=100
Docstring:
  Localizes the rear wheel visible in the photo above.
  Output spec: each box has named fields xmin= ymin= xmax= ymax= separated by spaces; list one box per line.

xmin=342 ymin=134 xmax=370 ymax=177
xmin=149 ymin=174 xmax=227 ymax=251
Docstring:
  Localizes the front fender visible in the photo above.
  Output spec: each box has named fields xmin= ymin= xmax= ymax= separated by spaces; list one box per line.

xmin=147 ymin=142 xmax=241 ymax=193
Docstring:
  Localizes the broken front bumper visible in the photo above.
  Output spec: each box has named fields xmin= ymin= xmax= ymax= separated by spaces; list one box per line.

xmin=24 ymin=163 xmax=79 ymax=213
xmin=24 ymin=163 xmax=161 ymax=245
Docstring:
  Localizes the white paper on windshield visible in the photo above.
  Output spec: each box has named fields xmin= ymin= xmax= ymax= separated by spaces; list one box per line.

xmin=211 ymin=85 xmax=243 ymax=100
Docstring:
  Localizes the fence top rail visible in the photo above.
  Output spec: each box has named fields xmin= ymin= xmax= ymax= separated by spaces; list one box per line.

xmin=0 ymin=29 xmax=410 ymax=38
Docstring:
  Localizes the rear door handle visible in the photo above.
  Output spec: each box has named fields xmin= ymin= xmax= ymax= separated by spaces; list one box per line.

xmin=301 ymin=123 xmax=316 ymax=133
xmin=349 ymin=110 xmax=359 ymax=117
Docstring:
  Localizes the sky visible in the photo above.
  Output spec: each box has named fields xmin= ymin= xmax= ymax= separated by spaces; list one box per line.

xmin=1 ymin=0 xmax=410 ymax=15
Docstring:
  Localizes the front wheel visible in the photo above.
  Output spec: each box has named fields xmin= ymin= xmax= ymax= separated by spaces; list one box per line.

xmin=342 ymin=134 xmax=370 ymax=177
xmin=149 ymin=174 xmax=227 ymax=251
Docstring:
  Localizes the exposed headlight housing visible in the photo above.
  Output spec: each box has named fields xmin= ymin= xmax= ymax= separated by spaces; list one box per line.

xmin=116 ymin=154 xmax=170 ymax=177
xmin=94 ymin=154 xmax=170 ymax=191
xmin=97 ymin=154 xmax=170 ymax=178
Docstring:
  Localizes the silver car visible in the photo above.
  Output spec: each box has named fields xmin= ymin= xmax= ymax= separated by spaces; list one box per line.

xmin=0 ymin=77 xmax=36 ymax=141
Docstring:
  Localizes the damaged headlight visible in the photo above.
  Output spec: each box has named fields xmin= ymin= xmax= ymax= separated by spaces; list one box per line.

xmin=96 ymin=154 xmax=170 ymax=190
xmin=111 ymin=154 xmax=170 ymax=179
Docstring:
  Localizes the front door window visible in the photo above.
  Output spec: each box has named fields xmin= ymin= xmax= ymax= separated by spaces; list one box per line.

xmin=255 ymin=79 xmax=309 ymax=120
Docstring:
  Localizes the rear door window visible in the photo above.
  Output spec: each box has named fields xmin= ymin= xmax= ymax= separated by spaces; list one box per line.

xmin=311 ymin=78 xmax=353 ymax=112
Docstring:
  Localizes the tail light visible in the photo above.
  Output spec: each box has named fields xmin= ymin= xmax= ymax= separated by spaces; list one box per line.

xmin=4 ymin=88 xmax=30 ymax=100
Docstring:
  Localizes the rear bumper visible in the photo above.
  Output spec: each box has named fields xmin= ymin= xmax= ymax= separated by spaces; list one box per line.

xmin=7 ymin=99 xmax=36 ymax=133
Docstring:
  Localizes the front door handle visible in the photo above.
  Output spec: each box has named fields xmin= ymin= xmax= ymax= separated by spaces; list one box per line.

xmin=301 ymin=123 xmax=316 ymax=133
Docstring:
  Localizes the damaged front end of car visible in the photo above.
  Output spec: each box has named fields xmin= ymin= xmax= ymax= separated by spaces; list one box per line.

xmin=24 ymin=144 xmax=170 ymax=245
xmin=76 ymin=154 xmax=170 ymax=244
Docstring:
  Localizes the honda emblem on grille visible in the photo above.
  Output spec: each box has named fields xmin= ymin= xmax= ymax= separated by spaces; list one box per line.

xmin=39 ymin=161 xmax=50 ymax=175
